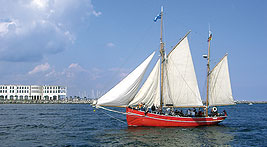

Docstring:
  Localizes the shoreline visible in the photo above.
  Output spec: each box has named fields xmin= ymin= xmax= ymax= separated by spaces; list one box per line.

xmin=0 ymin=100 xmax=92 ymax=104
xmin=234 ymin=101 xmax=267 ymax=104
xmin=201 ymin=100 xmax=267 ymax=105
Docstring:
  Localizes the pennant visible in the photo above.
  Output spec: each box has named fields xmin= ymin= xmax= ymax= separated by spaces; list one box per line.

xmin=208 ymin=32 xmax=212 ymax=42
xmin=154 ymin=13 xmax=161 ymax=22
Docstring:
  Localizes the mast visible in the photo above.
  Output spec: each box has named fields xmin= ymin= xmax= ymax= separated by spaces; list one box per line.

xmin=159 ymin=6 xmax=164 ymax=111
xmin=206 ymin=31 xmax=212 ymax=117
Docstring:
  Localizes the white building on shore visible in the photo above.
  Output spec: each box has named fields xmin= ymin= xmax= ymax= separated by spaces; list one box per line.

xmin=0 ymin=85 xmax=67 ymax=100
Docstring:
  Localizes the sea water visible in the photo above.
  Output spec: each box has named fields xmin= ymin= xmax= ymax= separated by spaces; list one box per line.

xmin=0 ymin=104 xmax=266 ymax=146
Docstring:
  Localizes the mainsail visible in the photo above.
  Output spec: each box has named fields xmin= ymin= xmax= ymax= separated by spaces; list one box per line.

xmin=208 ymin=55 xmax=235 ymax=106
xmin=129 ymin=59 xmax=161 ymax=107
xmin=97 ymin=52 xmax=155 ymax=107
xmin=163 ymin=36 xmax=203 ymax=107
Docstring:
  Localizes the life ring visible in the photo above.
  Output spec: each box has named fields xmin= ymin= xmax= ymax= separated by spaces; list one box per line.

xmin=212 ymin=107 xmax=217 ymax=112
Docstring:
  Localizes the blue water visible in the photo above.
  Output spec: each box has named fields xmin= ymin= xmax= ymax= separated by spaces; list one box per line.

xmin=0 ymin=104 xmax=266 ymax=146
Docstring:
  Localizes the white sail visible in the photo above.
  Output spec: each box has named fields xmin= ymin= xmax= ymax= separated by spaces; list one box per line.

xmin=129 ymin=59 xmax=161 ymax=107
xmin=96 ymin=52 xmax=155 ymax=107
xmin=163 ymin=37 xmax=203 ymax=107
xmin=208 ymin=55 xmax=235 ymax=106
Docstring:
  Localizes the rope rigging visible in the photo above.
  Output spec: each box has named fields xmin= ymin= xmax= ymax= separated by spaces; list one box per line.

xmin=96 ymin=106 xmax=127 ymax=124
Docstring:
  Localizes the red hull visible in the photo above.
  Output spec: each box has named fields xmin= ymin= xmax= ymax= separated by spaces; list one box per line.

xmin=126 ymin=107 xmax=227 ymax=127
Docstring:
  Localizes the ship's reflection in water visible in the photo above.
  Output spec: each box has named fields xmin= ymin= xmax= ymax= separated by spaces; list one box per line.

xmin=112 ymin=125 xmax=234 ymax=146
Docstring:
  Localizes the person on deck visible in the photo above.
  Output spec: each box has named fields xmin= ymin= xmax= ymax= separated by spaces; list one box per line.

xmin=180 ymin=109 xmax=184 ymax=116
xmin=170 ymin=107 xmax=175 ymax=116
xmin=155 ymin=106 xmax=159 ymax=114
xmin=166 ymin=107 xmax=170 ymax=115
xmin=192 ymin=108 xmax=197 ymax=117
xmin=193 ymin=108 xmax=198 ymax=116
xmin=198 ymin=108 xmax=203 ymax=117
xmin=151 ymin=104 xmax=156 ymax=113
xmin=187 ymin=109 xmax=191 ymax=117
xmin=142 ymin=103 xmax=146 ymax=111
xmin=138 ymin=103 xmax=142 ymax=110
xmin=175 ymin=109 xmax=179 ymax=115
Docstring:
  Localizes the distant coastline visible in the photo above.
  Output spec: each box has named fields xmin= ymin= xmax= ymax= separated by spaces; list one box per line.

xmin=0 ymin=99 xmax=93 ymax=104
xmin=0 ymin=99 xmax=266 ymax=104
xmin=234 ymin=100 xmax=267 ymax=104
xmin=202 ymin=100 xmax=267 ymax=104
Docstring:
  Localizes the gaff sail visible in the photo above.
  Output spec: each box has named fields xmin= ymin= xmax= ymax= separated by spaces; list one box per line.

xmin=163 ymin=37 xmax=203 ymax=107
xmin=208 ymin=55 xmax=235 ymax=106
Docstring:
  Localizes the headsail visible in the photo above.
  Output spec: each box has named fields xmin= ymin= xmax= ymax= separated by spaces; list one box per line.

xmin=129 ymin=59 xmax=161 ymax=107
xmin=97 ymin=52 xmax=155 ymax=107
xmin=163 ymin=36 xmax=203 ymax=107
xmin=208 ymin=55 xmax=235 ymax=106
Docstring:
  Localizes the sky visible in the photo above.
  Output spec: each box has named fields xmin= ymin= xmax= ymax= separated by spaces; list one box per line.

xmin=0 ymin=0 xmax=266 ymax=101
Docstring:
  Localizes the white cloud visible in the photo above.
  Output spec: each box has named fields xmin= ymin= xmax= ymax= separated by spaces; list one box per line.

xmin=92 ymin=10 xmax=102 ymax=17
xmin=68 ymin=63 xmax=80 ymax=69
xmin=67 ymin=63 xmax=87 ymax=72
xmin=45 ymin=69 xmax=56 ymax=77
xmin=106 ymin=42 xmax=115 ymax=47
xmin=28 ymin=63 xmax=50 ymax=75
xmin=89 ymin=3 xmax=102 ymax=17
xmin=0 ymin=0 xmax=101 ymax=62
xmin=30 ymin=0 xmax=49 ymax=10
xmin=0 ymin=22 xmax=11 ymax=36
xmin=43 ymin=63 xmax=104 ymax=81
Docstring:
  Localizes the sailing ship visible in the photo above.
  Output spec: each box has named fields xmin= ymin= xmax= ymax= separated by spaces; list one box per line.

xmin=95 ymin=7 xmax=235 ymax=127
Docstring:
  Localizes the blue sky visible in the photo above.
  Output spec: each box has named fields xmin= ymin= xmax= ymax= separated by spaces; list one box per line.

xmin=0 ymin=0 xmax=266 ymax=101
